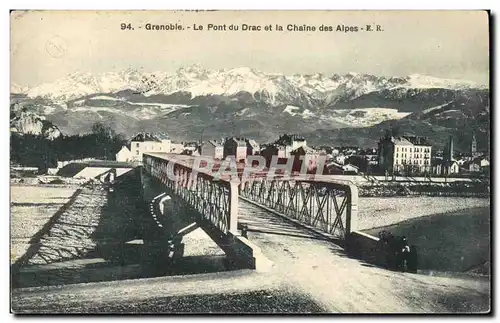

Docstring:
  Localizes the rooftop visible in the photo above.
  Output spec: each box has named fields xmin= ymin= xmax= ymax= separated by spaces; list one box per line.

xmin=275 ymin=133 xmax=306 ymax=145
xmin=204 ymin=140 xmax=223 ymax=147
xmin=383 ymin=135 xmax=432 ymax=146
xmin=247 ymin=139 xmax=260 ymax=149
xmin=291 ymin=145 xmax=319 ymax=155
xmin=130 ymin=132 xmax=169 ymax=143
xmin=227 ymin=137 xmax=247 ymax=146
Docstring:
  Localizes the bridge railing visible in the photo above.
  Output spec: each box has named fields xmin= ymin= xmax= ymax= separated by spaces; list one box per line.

xmin=240 ymin=177 xmax=358 ymax=241
xmin=143 ymin=154 xmax=239 ymax=235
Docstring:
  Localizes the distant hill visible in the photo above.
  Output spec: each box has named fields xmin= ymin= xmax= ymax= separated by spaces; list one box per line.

xmin=11 ymin=66 xmax=489 ymax=150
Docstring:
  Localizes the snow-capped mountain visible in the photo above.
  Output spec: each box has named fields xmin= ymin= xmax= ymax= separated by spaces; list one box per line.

xmin=25 ymin=69 xmax=168 ymax=102
xmin=19 ymin=65 xmax=487 ymax=104
xmin=11 ymin=65 xmax=489 ymax=150
xmin=399 ymin=74 xmax=481 ymax=90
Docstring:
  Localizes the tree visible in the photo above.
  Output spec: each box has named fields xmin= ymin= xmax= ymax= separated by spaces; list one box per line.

xmin=91 ymin=122 xmax=116 ymax=141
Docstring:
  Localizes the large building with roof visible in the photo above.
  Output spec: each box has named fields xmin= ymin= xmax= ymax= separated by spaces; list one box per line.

xmin=118 ymin=132 xmax=171 ymax=162
xmin=200 ymin=140 xmax=224 ymax=159
xmin=224 ymin=137 xmax=248 ymax=161
xmin=274 ymin=134 xmax=307 ymax=156
xmin=246 ymin=139 xmax=260 ymax=156
xmin=378 ymin=135 xmax=432 ymax=174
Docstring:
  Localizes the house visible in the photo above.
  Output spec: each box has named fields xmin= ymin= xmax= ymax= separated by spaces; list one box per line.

xmin=200 ymin=140 xmax=224 ymax=159
xmin=260 ymin=145 xmax=288 ymax=168
xmin=340 ymin=147 xmax=359 ymax=156
xmin=290 ymin=145 xmax=325 ymax=172
xmin=464 ymin=161 xmax=482 ymax=173
xmin=180 ymin=149 xmax=201 ymax=157
xmin=155 ymin=132 xmax=171 ymax=149
xmin=274 ymin=134 xmax=307 ymax=157
xmin=224 ymin=137 xmax=247 ymax=161
xmin=448 ymin=161 xmax=460 ymax=174
xmin=462 ymin=157 xmax=490 ymax=173
xmin=326 ymin=161 xmax=359 ymax=175
xmin=326 ymin=161 xmax=344 ymax=175
xmin=335 ymin=154 xmax=347 ymax=165
xmin=128 ymin=132 xmax=172 ymax=162
xmin=318 ymin=146 xmax=333 ymax=155
xmin=115 ymin=146 xmax=133 ymax=162
xmin=456 ymin=157 xmax=471 ymax=166
xmin=378 ymin=135 xmax=432 ymax=174
xmin=342 ymin=164 xmax=359 ymax=175
xmin=246 ymin=139 xmax=260 ymax=156
xmin=366 ymin=155 xmax=379 ymax=166
xmin=345 ymin=155 xmax=368 ymax=172
xmin=476 ymin=157 xmax=490 ymax=168
xmin=432 ymin=159 xmax=460 ymax=176
xmin=170 ymin=142 xmax=185 ymax=154
xmin=184 ymin=142 xmax=199 ymax=152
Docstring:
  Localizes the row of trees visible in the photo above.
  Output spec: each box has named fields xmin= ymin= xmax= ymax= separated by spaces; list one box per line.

xmin=10 ymin=122 xmax=127 ymax=171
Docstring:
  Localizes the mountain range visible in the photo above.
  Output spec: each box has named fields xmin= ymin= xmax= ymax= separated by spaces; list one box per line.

xmin=10 ymin=65 xmax=490 ymax=152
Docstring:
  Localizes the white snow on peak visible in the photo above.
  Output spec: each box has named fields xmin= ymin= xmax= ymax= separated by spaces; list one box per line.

xmin=282 ymin=105 xmax=316 ymax=119
xmin=23 ymin=66 xmax=486 ymax=102
xmin=421 ymin=101 xmax=453 ymax=114
xmin=330 ymin=108 xmax=411 ymax=128
xmin=401 ymin=74 xmax=481 ymax=90
xmin=283 ymin=105 xmax=300 ymax=115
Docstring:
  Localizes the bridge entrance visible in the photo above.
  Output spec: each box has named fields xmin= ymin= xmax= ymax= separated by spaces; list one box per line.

xmin=140 ymin=153 xmax=361 ymax=271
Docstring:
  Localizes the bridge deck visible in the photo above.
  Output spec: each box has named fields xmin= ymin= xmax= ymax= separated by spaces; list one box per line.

xmin=237 ymin=200 xmax=489 ymax=313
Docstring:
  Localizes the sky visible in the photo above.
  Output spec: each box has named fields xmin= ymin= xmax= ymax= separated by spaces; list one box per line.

xmin=10 ymin=10 xmax=490 ymax=87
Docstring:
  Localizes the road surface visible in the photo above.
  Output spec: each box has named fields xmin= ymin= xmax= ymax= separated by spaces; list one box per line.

xmin=11 ymin=198 xmax=490 ymax=313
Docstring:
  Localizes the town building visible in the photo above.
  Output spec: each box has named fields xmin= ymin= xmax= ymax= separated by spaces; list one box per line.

xmin=456 ymin=157 xmax=471 ymax=166
xmin=378 ymin=135 xmax=432 ymax=174
xmin=432 ymin=159 xmax=460 ymax=176
xmin=326 ymin=161 xmax=344 ymax=175
xmin=246 ymin=139 xmax=260 ymax=156
xmin=464 ymin=156 xmax=490 ymax=172
xmin=290 ymin=145 xmax=326 ymax=172
xmin=464 ymin=161 xmax=482 ymax=173
xmin=200 ymin=140 xmax=224 ymax=159
xmin=335 ymin=154 xmax=348 ymax=165
xmin=180 ymin=148 xmax=201 ymax=157
xmin=477 ymin=157 xmax=490 ymax=168
xmin=127 ymin=132 xmax=171 ymax=162
xmin=326 ymin=161 xmax=359 ymax=175
xmin=223 ymin=137 xmax=247 ymax=161
xmin=170 ymin=142 xmax=185 ymax=154
xmin=184 ymin=142 xmax=200 ymax=152
xmin=260 ymin=145 xmax=287 ymax=166
xmin=274 ymin=134 xmax=307 ymax=156
xmin=342 ymin=164 xmax=359 ymax=175
xmin=115 ymin=146 xmax=133 ymax=162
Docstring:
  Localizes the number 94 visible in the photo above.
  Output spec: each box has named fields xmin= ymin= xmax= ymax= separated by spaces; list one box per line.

xmin=121 ymin=23 xmax=133 ymax=30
